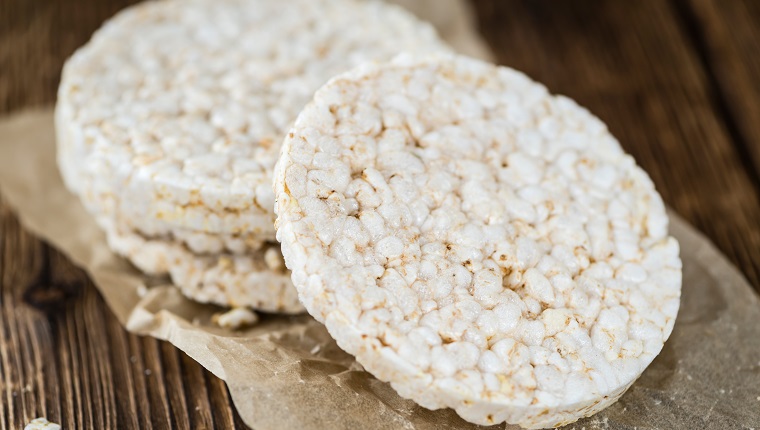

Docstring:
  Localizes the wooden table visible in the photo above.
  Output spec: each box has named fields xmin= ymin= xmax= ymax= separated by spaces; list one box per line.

xmin=1 ymin=1 xmax=759 ymax=428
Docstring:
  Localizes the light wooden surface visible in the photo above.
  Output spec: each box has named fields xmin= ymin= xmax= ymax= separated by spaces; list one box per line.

xmin=1 ymin=1 xmax=758 ymax=428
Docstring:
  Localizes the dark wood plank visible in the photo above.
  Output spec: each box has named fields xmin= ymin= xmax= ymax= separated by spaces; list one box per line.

xmin=0 ymin=201 xmax=48 ymax=430
xmin=141 ymin=337 xmax=174 ymax=429
xmin=105 ymin=308 xmax=142 ymax=429
xmin=179 ymin=351 xmax=216 ymax=429
xmin=161 ymin=343 xmax=191 ymax=430
xmin=682 ymin=0 xmax=760 ymax=178
xmin=471 ymin=0 xmax=760 ymax=291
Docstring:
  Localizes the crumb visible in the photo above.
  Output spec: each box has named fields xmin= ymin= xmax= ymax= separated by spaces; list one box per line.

xmin=212 ymin=307 xmax=259 ymax=330
xmin=24 ymin=418 xmax=61 ymax=430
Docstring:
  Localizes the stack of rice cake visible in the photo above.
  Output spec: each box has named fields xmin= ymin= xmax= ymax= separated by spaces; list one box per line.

xmin=56 ymin=1 xmax=683 ymax=427
xmin=56 ymin=0 xmax=449 ymax=313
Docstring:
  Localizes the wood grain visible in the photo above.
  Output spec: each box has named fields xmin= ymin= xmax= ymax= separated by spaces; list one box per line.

xmin=0 ymin=195 xmax=249 ymax=429
xmin=1 ymin=0 xmax=759 ymax=428
xmin=683 ymin=0 xmax=760 ymax=178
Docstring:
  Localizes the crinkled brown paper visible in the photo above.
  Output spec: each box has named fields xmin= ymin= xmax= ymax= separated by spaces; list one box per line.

xmin=1 ymin=2 xmax=759 ymax=429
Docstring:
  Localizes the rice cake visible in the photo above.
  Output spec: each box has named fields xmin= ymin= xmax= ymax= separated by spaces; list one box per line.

xmin=274 ymin=54 xmax=682 ymax=428
xmin=58 ymin=133 xmax=269 ymax=254
xmin=102 ymin=217 xmax=301 ymax=313
xmin=56 ymin=0 xmax=449 ymax=239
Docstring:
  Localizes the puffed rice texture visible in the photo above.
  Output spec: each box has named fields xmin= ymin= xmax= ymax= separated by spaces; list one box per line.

xmin=102 ymin=217 xmax=302 ymax=313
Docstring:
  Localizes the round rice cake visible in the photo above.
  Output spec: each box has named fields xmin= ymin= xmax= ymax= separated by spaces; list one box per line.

xmin=102 ymin=218 xmax=301 ymax=314
xmin=274 ymin=54 xmax=682 ymax=428
xmin=56 ymin=0 xmax=449 ymax=239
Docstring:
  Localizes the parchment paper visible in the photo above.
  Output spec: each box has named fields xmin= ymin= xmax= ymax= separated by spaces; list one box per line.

xmin=1 ymin=2 xmax=759 ymax=429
